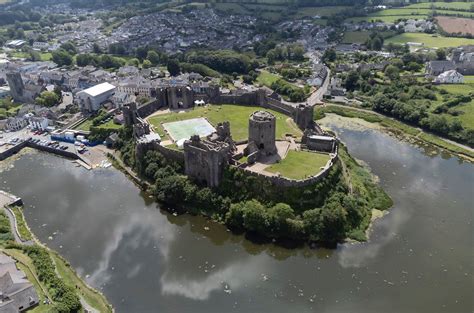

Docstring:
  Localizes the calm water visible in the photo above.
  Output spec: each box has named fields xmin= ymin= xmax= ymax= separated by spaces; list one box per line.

xmin=0 ymin=123 xmax=472 ymax=313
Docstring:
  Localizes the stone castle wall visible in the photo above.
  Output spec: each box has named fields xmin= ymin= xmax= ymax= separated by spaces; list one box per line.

xmin=136 ymin=99 xmax=166 ymax=118
xmin=236 ymin=150 xmax=339 ymax=188
xmin=263 ymin=97 xmax=295 ymax=116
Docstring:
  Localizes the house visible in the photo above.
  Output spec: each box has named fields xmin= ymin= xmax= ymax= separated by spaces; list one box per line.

xmin=28 ymin=116 xmax=50 ymax=130
xmin=32 ymin=42 xmax=50 ymax=51
xmin=426 ymin=60 xmax=455 ymax=76
xmin=434 ymin=70 xmax=464 ymax=84
xmin=5 ymin=116 xmax=28 ymax=131
xmin=5 ymin=40 xmax=26 ymax=48
xmin=307 ymin=64 xmax=328 ymax=87
xmin=0 ymin=253 xmax=39 ymax=313
xmin=452 ymin=46 xmax=474 ymax=75
xmin=76 ymin=82 xmax=116 ymax=112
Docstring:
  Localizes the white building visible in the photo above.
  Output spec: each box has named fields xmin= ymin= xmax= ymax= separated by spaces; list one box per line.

xmin=0 ymin=86 xmax=10 ymax=99
xmin=76 ymin=82 xmax=116 ymax=112
xmin=28 ymin=116 xmax=49 ymax=130
xmin=434 ymin=70 xmax=464 ymax=84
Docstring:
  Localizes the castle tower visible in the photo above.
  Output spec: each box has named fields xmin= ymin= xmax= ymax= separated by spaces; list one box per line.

xmin=6 ymin=72 xmax=25 ymax=103
xmin=122 ymin=101 xmax=138 ymax=126
xmin=294 ymin=103 xmax=314 ymax=130
xmin=248 ymin=110 xmax=277 ymax=156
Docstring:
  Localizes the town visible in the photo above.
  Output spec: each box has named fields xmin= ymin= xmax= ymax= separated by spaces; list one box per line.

xmin=0 ymin=0 xmax=473 ymax=312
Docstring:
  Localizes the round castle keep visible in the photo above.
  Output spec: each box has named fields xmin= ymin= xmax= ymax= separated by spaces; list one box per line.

xmin=248 ymin=110 xmax=277 ymax=156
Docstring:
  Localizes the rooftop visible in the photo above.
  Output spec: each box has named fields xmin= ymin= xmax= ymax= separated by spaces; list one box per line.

xmin=80 ymin=82 xmax=116 ymax=97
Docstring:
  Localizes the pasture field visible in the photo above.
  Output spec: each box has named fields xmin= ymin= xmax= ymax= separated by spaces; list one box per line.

xmin=348 ymin=2 xmax=473 ymax=23
xmin=408 ymin=2 xmax=473 ymax=10
xmin=148 ymin=104 xmax=302 ymax=142
xmin=384 ymin=33 xmax=474 ymax=48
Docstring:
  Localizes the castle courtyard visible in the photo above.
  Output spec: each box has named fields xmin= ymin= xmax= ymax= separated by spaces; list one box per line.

xmin=147 ymin=104 xmax=303 ymax=142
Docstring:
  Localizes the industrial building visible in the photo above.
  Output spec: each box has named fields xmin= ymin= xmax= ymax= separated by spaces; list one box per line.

xmin=76 ymin=82 xmax=116 ymax=112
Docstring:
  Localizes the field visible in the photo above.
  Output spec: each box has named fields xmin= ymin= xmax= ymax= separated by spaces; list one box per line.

xmin=437 ymin=79 xmax=474 ymax=131
xmin=436 ymin=16 xmax=474 ymax=36
xmin=10 ymin=51 xmax=52 ymax=61
xmin=348 ymin=2 xmax=474 ymax=23
xmin=384 ymin=33 xmax=474 ymax=48
xmin=75 ymin=119 xmax=122 ymax=131
xmin=148 ymin=105 xmax=302 ymax=142
xmin=256 ymin=70 xmax=280 ymax=87
xmin=213 ymin=2 xmax=347 ymax=22
xmin=409 ymin=2 xmax=473 ymax=10
xmin=294 ymin=6 xmax=351 ymax=18
xmin=162 ymin=117 xmax=216 ymax=142
xmin=266 ymin=150 xmax=330 ymax=179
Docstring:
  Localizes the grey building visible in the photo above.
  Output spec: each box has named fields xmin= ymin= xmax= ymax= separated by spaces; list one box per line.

xmin=425 ymin=60 xmax=455 ymax=76
xmin=0 ymin=253 xmax=39 ymax=313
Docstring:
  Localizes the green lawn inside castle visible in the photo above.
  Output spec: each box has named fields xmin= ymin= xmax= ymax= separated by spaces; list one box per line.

xmin=116 ymin=101 xmax=392 ymax=246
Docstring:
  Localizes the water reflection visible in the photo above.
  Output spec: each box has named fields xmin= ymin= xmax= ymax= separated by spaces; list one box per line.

xmin=0 ymin=119 xmax=472 ymax=313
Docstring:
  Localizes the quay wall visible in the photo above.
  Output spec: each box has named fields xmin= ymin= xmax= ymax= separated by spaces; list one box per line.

xmin=0 ymin=141 xmax=80 ymax=162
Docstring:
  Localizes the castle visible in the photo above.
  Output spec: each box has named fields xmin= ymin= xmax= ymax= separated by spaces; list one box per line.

xmin=126 ymin=88 xmax=338 ymax=188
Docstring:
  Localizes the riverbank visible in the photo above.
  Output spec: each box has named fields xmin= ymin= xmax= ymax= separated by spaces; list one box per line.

xmin=0 ymin=202 xmax=113 ymax=313
xmin=114 ymin=127 xmax=392 ymax=245
xmin=316 ymin=104 xmax=474 ymax=161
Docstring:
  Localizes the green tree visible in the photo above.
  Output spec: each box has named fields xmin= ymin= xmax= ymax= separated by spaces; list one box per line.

xmin=436 ymin=48 xmax=446 ymax=60
xmin=36 ymin=91 xmax=60 ymax=107
xmin=142 ymin=59 xmax=152 ymax=69
xmin=167 ymin=59 xmax=181 ymax=76
xmin=59 ymin=42 xmax=77 ymax=55
xmin=344 ymin=71 xmax=360 ymax=91
xmin=52 ymin=49 xmax=73 ymax=66
xmin=322 ymin=48 xmax=336 ymax=63
xmin=384 ymin=65 xmax=400 ymax=81
xmin=146 ymin=50 xmax=160 ymax=66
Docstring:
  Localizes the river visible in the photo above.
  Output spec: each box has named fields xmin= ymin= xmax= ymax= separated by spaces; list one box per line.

xmin=0 ymin=118 xmax=472 ymax=313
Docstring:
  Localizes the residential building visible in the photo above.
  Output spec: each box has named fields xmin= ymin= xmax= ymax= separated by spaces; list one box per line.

xmin=0 ymin=253 xmax=39 ymax=313
xmin=5 ymin=117 xmax=28 ymax=131
xmin=434 ymin=70 xmax=464 ymax=84
xmin=28 ymin=116 xmax=50 ymax=130
xmin=426 ymin=60 xmax=455 ymax=76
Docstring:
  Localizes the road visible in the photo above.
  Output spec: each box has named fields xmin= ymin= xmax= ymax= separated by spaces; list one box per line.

xmin=0 ymin=191 xmax=33 ymax=245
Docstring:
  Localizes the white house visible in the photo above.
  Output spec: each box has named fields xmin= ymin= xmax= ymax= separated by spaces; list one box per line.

xmin=434 ymin=70 xmax=464 ymax=84
xmin=28 ymin=116 xmax=50 ymax=130
xmin=76 ymin=82 xmax=116 ymax=112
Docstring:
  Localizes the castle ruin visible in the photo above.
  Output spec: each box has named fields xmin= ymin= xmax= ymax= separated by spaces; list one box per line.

xmin=246 ymin=111 xmax=277 ymax=158
xmin=183 ymin=135 xmax=232 ymax=187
